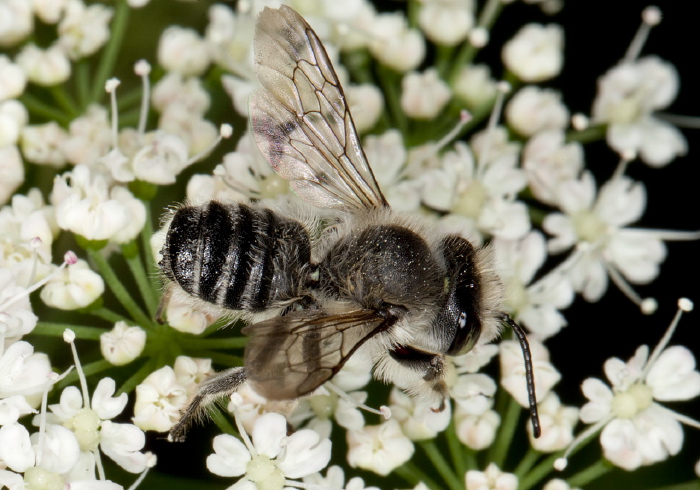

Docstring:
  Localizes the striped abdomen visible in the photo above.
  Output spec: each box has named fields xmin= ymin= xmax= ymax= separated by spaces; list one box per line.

xmin=160 ymin=201 xmax=311 ymax=311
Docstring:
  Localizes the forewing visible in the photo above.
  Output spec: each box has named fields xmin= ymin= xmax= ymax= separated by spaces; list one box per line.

xmin=250 ymin=5 xmax=388 ymax=211
xmin=242 ymin=309 xmax=388 ymax=399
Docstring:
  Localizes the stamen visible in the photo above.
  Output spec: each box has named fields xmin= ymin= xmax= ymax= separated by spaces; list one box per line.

xmin=35 ymin=381 xmax=51 ymax=466
xmin=643 ymin=298 xmax=692 ymax=378
xmin=0 ymin=251 xmax=77 ymax=312
xmin=624 ymin=6 xmax=662 ymax=62
xmin=571 ymin=113 xmax=589 ymax=131
xmin=105 ymin=78 xmax=121 ymax=151
xmin=604 ymin=262 xmax=656 ymax=315
xmin=63 ymin=329 xmax=91 ymax=407
xmin=610 ymin=154 xmax=633 ymax=182
xmin=134 ymin=60 xmax=152 ymax=137
xmin=657 ymin=404 xmax=700 ymax=431
xmin=476 ymin=81 xmax=510 ymax=177
xmin=185 ymin=124 xmax=234 ymax=166
xmin=624 ymin=228 xmax=700 ymax=241
xmin=554 ymin=417 xmax=611 ymax=471
xmin=655 ymin=113 xmax=700 ymax=129
xmin=229 ymin=393 xmax=258 ymax=457
xmin=325 ymin=382 xmax=391 ymax=420
xmin=27 ymin=237 xmax=42 ymax=286
xmin=413 ymin=110 xmax=472 ymax=166
xmin=469 ymin=27 xmax=489 ymax=48
xmin=127 ymin=452 xmax=157 ymax=490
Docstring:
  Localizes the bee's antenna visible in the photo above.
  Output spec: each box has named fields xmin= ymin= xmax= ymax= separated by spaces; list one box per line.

xmin=501 ymin=314 xmax=541 ymax=438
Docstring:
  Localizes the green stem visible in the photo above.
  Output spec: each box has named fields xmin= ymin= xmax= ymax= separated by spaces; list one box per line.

xmin=124 ymin=246 xmax=159 ymax=317
xmin=58 ymin=359 xmax=114 ymax=389
xmin=50 ymin=86 xmax=81 ymax=118
xmin=566 ymin=124 xmax=607 ymax=144
xmin=490 ymin=395 xmax=523 ymax=468
xmin=211 ymin=407 xmax=237 ymax=436
xmin=86 ymin=307 xmax=130 ymax=324
xmin=90 ymin=0 xmax=130 ymax=104
xmin=117 ymin=86 xmax=144 ymax=111
xmin=141 ymin=204 xmax=160 ymax=293
xmin=76 ymin=61 xmax=90 ymax=109
xmin=184 ymin=337 xmax=248 ymax=350
xmin=33 ymin=322 xmax=106 ymax=340
xmin=375 ymin=63 xmax=407 ymax=135
xmin=420 ymin=440 xmax=463 ymax=490
xmin=395 ymin=462 xmax=443 ymax=490
xmin=118 ymin=358 xmax=157 ymax=395
xmin=446 ymin=419 xmax=468 ymax=477
xmin=567 ymin=460 xmax=612 ymax=488
xmin=519 ymin=452 xmax=562 ymax=490
xmin=514 ymin=448 xmax=541 ymax=478
xmin=450 ymin=0 xmax=505 ymax=81
xmin=198 ymin=351 xmax=244 ymax=367
xmin=87 ymin=249 xmax=153 ymax=328
xmin=19 ymin=93 xmax=71 ymax=125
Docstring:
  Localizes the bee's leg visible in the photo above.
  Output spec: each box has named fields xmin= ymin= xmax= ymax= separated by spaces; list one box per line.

xmin=168 ymin=367 xmax=247 ymax=442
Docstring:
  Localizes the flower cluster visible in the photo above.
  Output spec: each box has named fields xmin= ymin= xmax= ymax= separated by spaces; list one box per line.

xmin=1 ymin=0 xmax=698 ymax=489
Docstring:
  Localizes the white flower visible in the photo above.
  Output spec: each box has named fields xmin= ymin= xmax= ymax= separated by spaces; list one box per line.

xmin=304 ymin=465 xmax=379 ymax=490
xmin=592 ymin=57 xmax=684 ymax=167
xmin=205 ymin=4 xmax=256 ymax=76
xmin=0 ymin=396 xmax=36 ymax=426
xmin=574 ymin=301 xmax=700 ymax=470
xmin=346 ymin=419 xmax=414 ymax=476
xmin=347 ymin=83 xmax=383 ymax=133
xmin=0 ymin=341 xmax=54 ymax=400
xmin=528 ymin=393 xmax=578 ymax=452
xmin=368 ymin=13 xmax=425 ymax=72
xmin=0 ymin=0 xmax=33 ymax=46
xmin=63 ymin=105 xmax=111 ymax=166
xmin=20 ymin=121 xmax=68 ymax=167
xmin=32 ymin=0 xmax=69 ymax=24
xmin=543 ymin=479 xmax=580 ymax=490
xmin=173 ymin=356 xmax=214 ymax=397
xmin=57 ymin=0 xmax=114 ymax=59
xmin=158 ymin=26 xmax=211 ymax=76
xmin=450 ymin=373 xmax=497 ymax=416
xmin=0 ymin=56 xmax=26 ymax=101
xmin=401 ymin=68 xmax=451 ymax=120
xmin=100 ymin=321 xmax=146 ymax=366
xmin=543 ymin=172 xmax=670 ymax=302
xmin=494 ymin=231 xmax=574 ymax=339
xmin=132 ymin=365 xmax=187 ymax=432
xmin=418 ymin=0 xmax=475 ymax=46
xmin=452 ymin=64 xmax=497 ymax=110
xmin=48 ymin=377 xmax=148 ymax=473
xmin=465 ymin=463 xmax=518 ymax=490
xmin=500 ymin=338 xmax=561 ymax=409
xmin=522 ymin=130 xmax=584 ymax=207
xmin=0 ymin=146 xmax=24 ymax=206
xmin=505 ymin=86 xmax=569 ymax=137
xmin=40 ymin=258 xmax=104 ymax=310
xmin=0 ymin=100 xmax=27 ymax=147
xmin=390 ymin=387 xmax=451 ymax=440
xmin=207 ymin=412 xmax=331 ymax=487
xmin=164 ymin=292 xmax=222 ymax=334
xmin=151 ymin=73 xmax=210 ymax=116
xmin=52 ymin=165 xmax=132 ymax=241
xmin=454 ymin=407 xmax=500 ymax=450
xmin=15 ymin=43 xmax=71 ymax=86
xmin=502 ymin=24 xmax=563 ymax=82
xmin=422 ymin=132 xmax=529 ymax=242
xmin=0 ymin=268 xmax=38 ymax=343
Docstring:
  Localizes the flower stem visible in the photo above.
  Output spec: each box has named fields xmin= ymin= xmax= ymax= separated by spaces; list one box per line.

xmin=567 ymin=460 xmax=612 ymax=488
xmin=184 ymin=337 xmax=248 ymax=350
xmin=57 ymin=359 xmax=113 ymax=390
xmin=33 ymin=322 xmax=106 ymax=340
xmin=118 ymin=358 xmax=157 ymax=395
xmin=395 ymin=462 xmax=443 ymax=490
xmin=197 ymin=351 xmax=244 ymax=367
xmin=76 ymin=60 xmax=90 ymax=109
xmin=19 ymin=92 xmax=72 ymax=125
xmin=513 ymin=448 xmax=541 ymax=478
xmin=420 ymin=440 xmax=464 ymax=490
xmin=86 ymin=307 xmax=130 ymax=324
xmin=376 ymin=63 xmax=407 ymax=135
xmin=489 ymin=394 xmax=522 ymax=468
xmin=123 ymin=244 xmax=160 ymax=317
xmin=211 ymin=408 xmax=237 ymax=436
xmin=446 ymin=419 xmax=468 ymax=477
xmin=566 ymin=124 xmax=606 ymax=144
xmin=50 ymin=85 xmax=81 ymax=118
xmin=90 ymin=0 xmax=130 ymax=104
xmin=518 ymin=452 xmax=561 ymax=490
xmin=87 ymin=248 xmax=154 ymax=329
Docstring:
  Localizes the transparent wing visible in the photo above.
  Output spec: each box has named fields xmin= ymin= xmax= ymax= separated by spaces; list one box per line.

xmin=250 ymin=5 xmax=388 ymax=211
xmin=242 ymin=309 xmax=389 ymax=398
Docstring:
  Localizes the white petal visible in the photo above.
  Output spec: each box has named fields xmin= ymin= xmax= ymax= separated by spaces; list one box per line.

xmin=0 ymin=423 xmax=34 ymax=472
xmin=92 ymin=377 xmax=128 ymax=420
xmin=646 ymin=346 xmax=700 ymax=401
xmin=252 ymin=412 xmax=287 ymax=459
xmin=99 ymin=421 xmax=147 ymax=473
xmin=278 ymin=430 xmax=332 ymax=478
xmin=207 ymin=434 xmax=251 ymax=477
xmin=599 ymin=418 xmax=643 ymax=470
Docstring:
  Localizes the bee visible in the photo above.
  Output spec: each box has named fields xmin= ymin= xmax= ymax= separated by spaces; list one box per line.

xmin=162 ymin=5 xmax=540 ymax=442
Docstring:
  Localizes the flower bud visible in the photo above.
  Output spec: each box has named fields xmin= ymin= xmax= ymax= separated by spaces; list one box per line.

xmin=101 ymin=321 xmax=147 ymax=366
xmin=15 ymin=44 xmax=71 ymax=86
xmin=40 ymin=259 xmax=105 ymax=310
xmin=506 ymin=86 xmax=569 ymax=137
xmin=158 ymin=26 xmax=211 ymax=76
xmin=401 ymin=69 xmax=451 ymax=120
xmin=502 ymin=24 xmax=563 ymax=82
